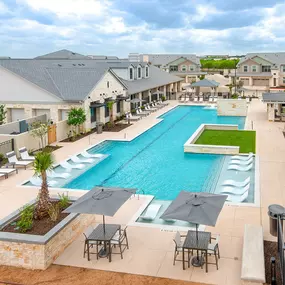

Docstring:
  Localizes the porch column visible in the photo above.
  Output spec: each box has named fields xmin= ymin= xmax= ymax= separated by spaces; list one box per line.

xmin=249 ymin=77 xmax=253 ymax=86
xmin=97 ymin=106 xmax=105 ymax=124
xmin=267 ymin=104 xmax=275 ymax=121
xmin=148 ymin=90 xmax=152 ymax=103
xmin=122 ymin=100 xmax=130 ymax=114
xmin=83 ymin=101 xmax=91 ymax=130
xmin=163 ymin=85 xmax=167 ymax=98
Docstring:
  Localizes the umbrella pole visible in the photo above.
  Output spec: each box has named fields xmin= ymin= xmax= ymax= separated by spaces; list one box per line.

xmin=196 ymin=224 xmax=199 ymax=261
xmin=103 ymin=215 xmax=106 ymax=234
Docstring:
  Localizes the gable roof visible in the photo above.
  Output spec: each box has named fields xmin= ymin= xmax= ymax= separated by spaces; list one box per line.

xmin=191 ymin=79 xmax=219 ymax=87
xmin=142 ymin=54 xmax=200 ymax=66
xmin=35 ymin=49 xmax=89 ymax=60
xmin=167 ymin=57 xmax=195 ymax=66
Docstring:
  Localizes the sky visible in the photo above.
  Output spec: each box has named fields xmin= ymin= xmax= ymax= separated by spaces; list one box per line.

xmin=0 ymin=0 xmax=285 ymax=58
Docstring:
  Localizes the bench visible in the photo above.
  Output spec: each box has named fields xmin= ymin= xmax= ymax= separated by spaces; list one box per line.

xmin=241 ymin=224 xmax=265 ymax=285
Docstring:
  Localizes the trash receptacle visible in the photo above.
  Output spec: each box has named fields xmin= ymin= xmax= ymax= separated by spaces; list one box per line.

xmin=96 ymin=122 xmax=103 ymax=134
xmin=268 ymin=204 xmax=285 ymax=237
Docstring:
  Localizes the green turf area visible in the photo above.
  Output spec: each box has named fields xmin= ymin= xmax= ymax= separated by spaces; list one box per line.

xmin=195 ymin=130 xmax=256 ymax=153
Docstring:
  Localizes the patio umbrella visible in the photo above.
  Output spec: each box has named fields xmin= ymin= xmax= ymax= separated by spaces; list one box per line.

xmin=160 ymin=191 xmax=227 ymax=266
xmin=64 ymin=186 xmax=136 ymax=233
xmin=130 ymin=98 xmax=146 ymax=108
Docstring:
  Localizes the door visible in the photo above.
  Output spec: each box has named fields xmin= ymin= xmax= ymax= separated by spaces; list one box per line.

xmin=253 ymin=79 xmax=269 ymax=86
xmin=11 ymin=108 xmax=25 ymax=122
xmin=48 ymin=124 xmax=57 ymax=144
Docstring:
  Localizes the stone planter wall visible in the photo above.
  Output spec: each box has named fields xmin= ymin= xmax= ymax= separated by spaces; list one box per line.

xmin=0 ymin=201 xmax=95 ymax=270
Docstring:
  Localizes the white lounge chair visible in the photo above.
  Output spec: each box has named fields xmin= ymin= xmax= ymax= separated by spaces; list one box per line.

xmin=230 ymin=158 xmax=253 ymax=166
xmin=226 ymin=190 xmax=249 ymax=203
xmin=6 ymin=151 xmax=33 ymax=169
xmin=179 ymin=97 xmax=186 ymax=103
xmin=222 ymin=177 xmax=250 ymax=187
xmin=199 ymin=97 xmax=203 ymax=102
xmin=19 ymin=147 xmax=35 ymax=161
xmin=47 ymin=170 xmax=70 ymax=179
xmin=228 ymin=163 xmax=253 ymax=172
xmin=152 ymin=101 xmax=163 ymax=109
xmin=150 ymin=103 xmax=160 ymax=110
xmin=0 ymin=168 xmax=18 ymax=178
xmin=144 ymin=104 xmax=156 ymax=112
xmin=213 ymin=97 xmax=218 ymax=102
xmin=127 ymin=112 xmax=141 ymax=121
xmin=231 ymin=152 xmax=254 ymax=161
xmin=60 ymin=161 xmax=85 ymax=171
xmin=185 ymin=97 xmax=190 ymax=103
xmin=81 ymin=150 xmax=104 ymax=159
xmin=139 ymin=204 xmax=162 ymax=221
xmin=194 ymin=97 xmax=198 ymax=102
xmin=221 ymin=184 xmax=250 ymax=195
xmin=70 ymin=155 xmax=94 ymax=164
xmin=209 ymin=97 xmax=214 ymax=103
xmin=136 ymin=108 xmax=148 ymax=117
xmin=158 ymin=99 xmax=168 ymax=106
xmin=30 ymin=176 xmax=57 ymax=187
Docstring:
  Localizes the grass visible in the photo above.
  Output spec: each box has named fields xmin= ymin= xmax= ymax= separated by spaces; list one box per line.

xmin=195 ymin=130 xmax=256 ymax=153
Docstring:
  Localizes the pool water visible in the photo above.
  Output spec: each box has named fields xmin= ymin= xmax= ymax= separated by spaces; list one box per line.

xmin=64 ymin=106 xmax=245 ymax=200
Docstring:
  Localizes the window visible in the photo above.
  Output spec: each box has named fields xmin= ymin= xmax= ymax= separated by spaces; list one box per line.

xmin=262 ymin=66 xmax=271 ymax=72
xmin=107 ymin=81 xmax=110 ymax=88
xmin=105 ymin=105 xmax=109 ymax=118
xmin=117 ymin=101 xmax=121 ymax=113
xmin=189 ymin=65 xmax=195 ymax=71
xmin=90 ymin=107 xmax=96 ymax=123
xmin=169 ymin=65 xmax=178 ymax=72
xmin=283 ymin=77 xmax=285 ymax=84
xmin=181 ymin=65 xmax=187 ymax=72
xmin=145 ymin=66 xmax=149 ymax=77
xmin=282 ymin=66 xmax=285 ymax=72
xmin=252 ymin=66 xmax=257 ymax=72
xmin=129 ymin=67 xmax=133 ymax=80
xmin=243 ymin=65 xmax=248 ymax=72
xmin=138 ymin=67 xmax=142 ymax=79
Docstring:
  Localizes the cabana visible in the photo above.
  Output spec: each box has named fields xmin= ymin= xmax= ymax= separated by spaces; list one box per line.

xmin=262 ymin=92 xmax=285 ymax=121
xmin=190 ymin=79 xmax=220 ymax=99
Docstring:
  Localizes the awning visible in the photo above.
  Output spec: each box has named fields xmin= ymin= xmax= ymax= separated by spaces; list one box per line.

xmin=90 ymin=102 xmax=105 ymax=108
xmin=262 ymin=92 xmax=285 ymax=103
xmin=191 ymin=79 xmax=219 ymax=88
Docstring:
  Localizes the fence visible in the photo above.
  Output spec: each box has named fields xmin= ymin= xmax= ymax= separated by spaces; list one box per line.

xmin=278 ymin=216 xmax=285 ymax=284
xmin=0 ymin=138 xmax=14 ymax=155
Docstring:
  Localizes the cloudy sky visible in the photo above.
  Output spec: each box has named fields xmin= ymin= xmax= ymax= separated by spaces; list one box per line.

xmin=0 ymin=0 xmax=285 ymax=58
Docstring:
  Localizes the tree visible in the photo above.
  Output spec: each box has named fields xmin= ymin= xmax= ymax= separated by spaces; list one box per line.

xmin=0 ymin=105 xmax=6 ymax=125
xmin=33 ymin=151 xmax=54 ymax=219
xmin=198 ymin=75 xmax=205 ymax=80
xmin=67 ymin=108 xmax=86 ymax=136
xmin=29 ymin=121 xmax=49 ymax=150
xmin=106 ymin=101 xmax=115 ymax=126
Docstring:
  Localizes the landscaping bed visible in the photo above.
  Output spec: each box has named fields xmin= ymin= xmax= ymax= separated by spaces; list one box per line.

xmin=264 ymin=240 xmax=281 ymax=285
xmin=32 ymin=145 xmax=62 ymax=154
xmin=103 ymin=123 xmax=132 ymax=132
xmin=60 ymin=128 xmax=97 ymax=142
xmin=195 ymin=130 xmax=256 ymax=153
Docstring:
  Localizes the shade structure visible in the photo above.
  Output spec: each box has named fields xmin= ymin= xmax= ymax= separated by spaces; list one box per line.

xmin=191 ymin=79 xmax=219 ymax=88
xmin=160 ymin=191 xmax=227 ymax=267
xmin=160 ymin=191 xmax=227 ymax=226
xmin=152 ymin=91 xmax=164 ymax=95
xmin=130 ymin=98 xmax=146 ymax=104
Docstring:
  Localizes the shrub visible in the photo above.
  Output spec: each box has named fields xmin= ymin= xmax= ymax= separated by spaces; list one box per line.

xmin=67 ymin=108 xmax=86 ymax=136
xmin=141 ymin=106 xmax=145 ymax=110
xmin=161 ymin=96 xmax=166 ymax=102
xmin=231 ymin=93 xmax=239 ymax=99
xmin=16 ymin=205 xmax=34 ymax=233
xmin=48 ymin=203 xmax=60 ymax=222
xmin=58 ymin=192 xmax=70 ymax=209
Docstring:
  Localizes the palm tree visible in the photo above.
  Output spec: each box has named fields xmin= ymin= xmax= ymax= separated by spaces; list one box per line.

xmin=33 ymin=151 xmax=54 ymax=219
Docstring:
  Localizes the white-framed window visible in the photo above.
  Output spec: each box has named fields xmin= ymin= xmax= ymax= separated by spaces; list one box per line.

xmin=129 ymin=67 xmax=134 ymax=80
xmin=282 ymin=66 xmax=285 ymax=72
xmin=243 ymin=65 xmax=248 ymax=72
xmin=189 ymin=65 xmax=195 ymax=71
xmin=137 ymin=66 xmax=142 ymax=79
xmin=252 ymin=65 xmax=257 ymax=72
xmin=283 ymin=77 xmax=285 ymax=84
xmin=181 ymin=65 xmax=187 ymax=72
xmin=262 ymin=65 xmax=271 ymax=72
xmin=145 ymin=66 xmax=149 ymax=77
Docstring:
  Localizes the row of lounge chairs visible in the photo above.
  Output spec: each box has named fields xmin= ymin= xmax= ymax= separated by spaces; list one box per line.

xmin=179 ymin=96 xmax=218 ymax=103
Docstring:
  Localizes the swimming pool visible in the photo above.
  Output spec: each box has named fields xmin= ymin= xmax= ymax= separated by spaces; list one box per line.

xmin=64 ymin=106 xmax=246 ymax=200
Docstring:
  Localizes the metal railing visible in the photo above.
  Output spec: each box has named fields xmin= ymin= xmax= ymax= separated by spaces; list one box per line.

xmin=277 ymin=216 xmax=285 ymax=284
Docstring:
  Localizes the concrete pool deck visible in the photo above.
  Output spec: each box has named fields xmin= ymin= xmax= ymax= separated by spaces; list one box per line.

xmin=0 ymin=99 xmax=279 ymax=284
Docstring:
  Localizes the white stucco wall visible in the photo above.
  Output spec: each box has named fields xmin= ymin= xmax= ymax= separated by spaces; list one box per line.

xmin=0 ymin=67 xmax=62 ymax=103
xmin=217 ymin=99 xmax=247 ymax=116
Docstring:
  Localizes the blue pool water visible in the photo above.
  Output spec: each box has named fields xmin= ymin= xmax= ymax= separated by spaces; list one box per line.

xmin=64 ymin=106 xmax=245 ymax=200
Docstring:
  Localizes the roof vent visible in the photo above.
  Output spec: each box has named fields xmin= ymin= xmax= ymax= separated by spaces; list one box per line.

xmin=73 ymin=64 xmax=76 ymax=66
xmin=58 ymin=64 xmax=62 ymax=67
xmin=82 ymin=64 xmax=85 ymax=66
xmin=72 ymin=52 xmax=76 ymax=55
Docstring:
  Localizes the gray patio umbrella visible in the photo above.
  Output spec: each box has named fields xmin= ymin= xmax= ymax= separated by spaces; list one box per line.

xmin=130 ymin=98 xmax=146 ymax=108
xmin=160 ymin=191 xmax=227 ymax=266
xmin=64 ymin=186 xmax=136 ymax=233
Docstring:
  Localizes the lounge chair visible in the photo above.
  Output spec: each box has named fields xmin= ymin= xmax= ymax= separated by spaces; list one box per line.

xmin=47 ymin=170 xmax=70 ymax=179
xmin=231 ymin=152 xmax=254 ymax=161
xmin=185 ymin=97 xmax=190 ymax=103
xmin=139 ymin=204 xmax=162 ymax=221
xmin=6 ymin=151 xmax=33 ymax=169
xmin=209 ymin=97 xmax=214 ymax=103
xmin=146 ymin=104 xmax=157 ymax=112
xmin=158 ymin=99 xmax=168 ymax=106
xmin=221 ymin=184 xmax=250 ymax=195
xmin=136 ymin=108 xmax=148 ymax=117
xmin=226 ymin=190 xmax=249 ymax=203
xmin=222 ymin=177 xmax=250 ymax=187
xmin=60 ymin=161 xmax=85 ymax=171
xmin=70 ymin=155 xmax=94 ymax=164
xmin=81 ymin=151 xmax=104 ymax=159
xmin=228 ymin=163 xmax=253 ymax=172
xmin=126 ymin=112 xmax=141 ymax=121
xmin=179 ymin=97 xmax=186 ymax=103
xmin=150 ymin=102 xmax=160 ymax=110
xmin=19 ymin=147 xmax=35 ymax=161
xmin=152 ymin=101 xmax=163 ymax=109
xmin=213 ymin=97 xmax=218 ymax=103
xmin=230 ymin=158 xmax=253 ymax=166
xmin=194 ymin=97 xmax=198 ymax=102
xmin=0 ymin=168 xmax=18 ymax=178
xmin=199 ymin=97 xmax=204 ymax=102
xmin=30 ymin=176 xmax=57 ymax=187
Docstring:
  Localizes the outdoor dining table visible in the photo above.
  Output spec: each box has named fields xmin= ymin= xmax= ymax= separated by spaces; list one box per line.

xmin=182 ymin=230 xmax=211 ymax=272
xmin=86 ymin=224 xmax=121 ymax=262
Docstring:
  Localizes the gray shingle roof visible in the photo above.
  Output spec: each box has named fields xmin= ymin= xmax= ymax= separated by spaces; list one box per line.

xmin=35 ymin=49 xmax=89 ymax=60
xmin=122 ymin=66 xmax=183 ymax=95
xmin=141 ymin=54 xmax=200 ymax=66
xmin=238 ymin=53 xmax=285 ymax=68
xmin=262 ymin=92 xmax=285 ymax=102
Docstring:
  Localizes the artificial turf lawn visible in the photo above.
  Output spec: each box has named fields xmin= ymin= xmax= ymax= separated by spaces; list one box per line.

xmin=195 ymin=130 xmax=256 ymax=153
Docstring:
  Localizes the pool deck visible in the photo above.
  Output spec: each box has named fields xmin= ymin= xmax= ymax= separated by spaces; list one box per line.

xmin=0 ymin=99 xmax=279 ymax=284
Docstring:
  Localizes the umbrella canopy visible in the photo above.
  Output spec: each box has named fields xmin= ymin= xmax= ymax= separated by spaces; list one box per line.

xmin=130 ymin=98 xmax=146 ymax=103
xmin=64 ymin=186 xmax=136 ymax=216
xmin=160 ymin=191 xmax=227 ymax=227
xmin=191 ymin=79 xmax=219 ymax=88
xmin=152 ymin=91 xmax=164 ymax=95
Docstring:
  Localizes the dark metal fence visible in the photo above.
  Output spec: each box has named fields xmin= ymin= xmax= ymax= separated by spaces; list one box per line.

xmin=277 ymin=216 xmax=285 ymax=284
xmin=0 ymin=138 xmax=14 ymax=156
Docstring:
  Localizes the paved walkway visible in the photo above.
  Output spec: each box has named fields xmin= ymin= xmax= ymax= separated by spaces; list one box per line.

xmin=0 ymin=99 xmax=280 ymax=284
